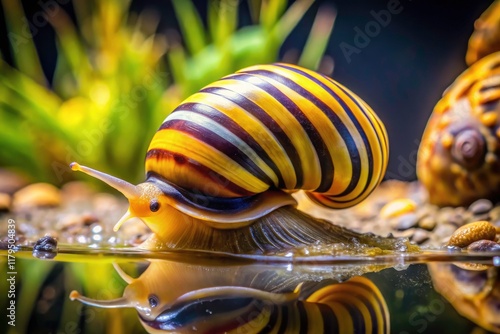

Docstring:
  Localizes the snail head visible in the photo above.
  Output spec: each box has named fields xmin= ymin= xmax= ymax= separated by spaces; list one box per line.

xmin=70 ymin=163 xmax=171 ymax=233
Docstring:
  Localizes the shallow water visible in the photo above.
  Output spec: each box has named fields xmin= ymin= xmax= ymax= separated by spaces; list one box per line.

xmin=1 ymin=247 xmax=500 ymax=334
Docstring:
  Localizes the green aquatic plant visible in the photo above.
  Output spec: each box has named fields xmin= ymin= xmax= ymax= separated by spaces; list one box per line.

xmin=0 ymin=0 xmax=334 ymax=188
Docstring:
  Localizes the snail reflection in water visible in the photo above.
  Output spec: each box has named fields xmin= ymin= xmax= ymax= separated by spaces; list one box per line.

xmin=71 ymin=63 xmax=390 ymax=254
xmin=70 ymin=260 xmax=390 ymax=333
xmin=429 ymin=263 xmax=500 ymax=333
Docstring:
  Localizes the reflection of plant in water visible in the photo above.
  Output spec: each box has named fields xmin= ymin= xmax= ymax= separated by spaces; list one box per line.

xmin=0 ymin=0 xmax=334 ymax=187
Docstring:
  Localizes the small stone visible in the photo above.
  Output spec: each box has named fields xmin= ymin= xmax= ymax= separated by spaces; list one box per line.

xmin=467 ymin=240 xmax=500 ymax=252
xmin=392 ymin=213 xmax=419 ymax=231
xmin=380 ymin=198 xmax=417 ymax=219
xmin=82 ymin=213 xmax=99 ymax=226
xmin=61 ymin=181 xmax=95 ymax=202
xmin=13 ymin=183 xmax=61 ymax=211
xmin=419 ymin=216 xmax=437 ymax=231
xmin=32 ymin=235 xmax=58 ymax=259
xmin=412 ymin=229 xmax=430 ymax=244
xmin=489 ymin=206 xmax=500 ymax=220
xmin=0 ymin=169 xmax=28 ymax=193
xmin=436 ymin=207 xmax=457 ymax=225
xmin=447 ymin=221 xmax=497 ymax=248
xmin=434 ymin=223 xmax=458 ymax=240
xmin=468 ymin=199 xmax=493 ymax=215
xmin=56 ymin=214 xmax=85 ymax=231
xmin=394 ymin=228 xmax=416 ymax=239
xmin=0 ymin=193 xmax=11 ymax=211
xmin=447 ymin=207 xmax=467 ymax=226
xmin=92 ymin=193 xmax=123 ymax=215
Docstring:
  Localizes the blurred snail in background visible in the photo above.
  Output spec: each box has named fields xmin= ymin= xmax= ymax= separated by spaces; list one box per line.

xmin=466 ymin=0 xmax=500 ymax=66
xmin=417 ymin=1 xmax=500 ymax=207
xmin=70 ymin=260 xmax=390 ymax=333
xmin=71 ymin=63 xmax=389 ymax=254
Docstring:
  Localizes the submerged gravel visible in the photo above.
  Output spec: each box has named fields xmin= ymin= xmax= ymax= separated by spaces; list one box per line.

xmin=0 ymin=178 xmax=499 ymax=250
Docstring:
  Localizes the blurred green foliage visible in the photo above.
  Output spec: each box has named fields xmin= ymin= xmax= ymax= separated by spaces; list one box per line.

xmin=0 ymin=0 xmax=335 ymax=187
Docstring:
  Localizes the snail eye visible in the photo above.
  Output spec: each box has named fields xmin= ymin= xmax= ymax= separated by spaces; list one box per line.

xmin=148 ymin=294 xmax=159 ymax=308
xmin=149 ymin=200 xmax=160 ymax=212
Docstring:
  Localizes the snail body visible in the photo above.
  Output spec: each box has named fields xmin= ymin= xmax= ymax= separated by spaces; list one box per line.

xmin=71 ymin=63 xmax=389 ymax=254
xmin=416 ymin=52 xmax=500 ymax=207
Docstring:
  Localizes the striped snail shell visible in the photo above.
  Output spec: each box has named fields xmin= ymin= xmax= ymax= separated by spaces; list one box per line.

xmin=70 ymin=261 xmax=390 ymax=333
xmin=416 ymin=52 xmax=500 ymax=207
xmin=71 ymin=63 xmax=389 ymax=254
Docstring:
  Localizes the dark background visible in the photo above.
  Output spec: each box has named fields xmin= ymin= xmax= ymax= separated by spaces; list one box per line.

xmin=0 ymin=0 xmax=495 ymax=181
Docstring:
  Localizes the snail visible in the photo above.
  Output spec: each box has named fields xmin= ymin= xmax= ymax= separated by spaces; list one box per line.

xmin=416 ymin=52 xmax=500 ymax=207
xmin=466 ymin=0 xmax=500 ymax=66
xmin=71 ymin=63 xmax=389 ymax=254
xmin=417 ymin=2 xmax=500 ymax=207
xmin=428 ymin=263 xmax=500 ymax=333
xmin=70 ymin=260 xmax=390 ymax=333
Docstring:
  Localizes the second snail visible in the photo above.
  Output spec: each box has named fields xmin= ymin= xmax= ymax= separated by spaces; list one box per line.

xmin=417 ymin=0 xmax=500 ymax=207
xmin=71 ymin=63 xmax=391 ymax=255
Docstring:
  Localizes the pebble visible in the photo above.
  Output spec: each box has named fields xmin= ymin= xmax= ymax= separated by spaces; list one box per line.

xmin=447 ymin=207 xmax=467 ymax=226
xmin=32 ymin=235 xmax=58 ymax=259
xmin=468 ymin=199 xmax=493 ymax=215
xmin=56 ymin=214 xmax=86 ymax=231
xmin=392 ymin=213 xmax=418 ymax=231
xmin=412 ymin=229 xmax=430 ymax=244
xmin=447 ymin=221 xmax=497 ymax=248
xmin=0 ymin=193 xmax=11 ymax=211
xmin=12 ymin=183 xmax=62 ymax=211
xmin=0 ymin=169 xmax=28 ymax=193
xmin=436 ymin=207 xmax=457 ymax=225
xmin=467 ymin=240 xmax=500 ymax=252
xmin=61 ymin=181 xmax=95 ymax=202
xmin=434 ymin=223 xmax=458 ymax=241
xmin=92 ymin=193 xmax=123 ymax=216
xmin=380 ymin=198 xmax=417 ymax=219
xmin=418 ymin=216 xmax=437 ymax=231
xmin=489 ymin=206 xmax=500 ymax=221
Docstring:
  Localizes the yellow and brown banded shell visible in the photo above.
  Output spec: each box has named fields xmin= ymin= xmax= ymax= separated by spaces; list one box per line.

xmin=70 ymin=63 xmax=389 ymax=253
xmin=146 ymin=63 xmax=388 ymax=212
xmin=70 ymin=260 xmax=390 ymax=334
xmin=467 ymin=0 xmax=500 ymax=66
xmin=417 ymin=52 xmax=500 ymax=207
